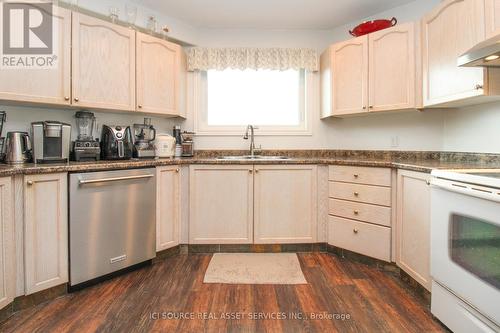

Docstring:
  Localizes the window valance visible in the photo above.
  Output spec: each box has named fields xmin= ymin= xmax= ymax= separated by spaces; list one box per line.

xmin=187 ymin=47 xmax=319 ymax=72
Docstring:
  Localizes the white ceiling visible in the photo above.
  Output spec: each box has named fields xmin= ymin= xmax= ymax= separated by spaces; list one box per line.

xmin=133 ymin=0 xmax=415 ymax=30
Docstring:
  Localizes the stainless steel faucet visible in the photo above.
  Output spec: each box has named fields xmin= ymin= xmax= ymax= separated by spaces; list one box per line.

xmin=243 ymin=125 xmax=261 ymax=156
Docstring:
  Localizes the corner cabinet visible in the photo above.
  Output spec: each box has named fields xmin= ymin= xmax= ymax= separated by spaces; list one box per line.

xmin=0 ymin=178 xmax=14 ymax=311
xmin=189 ymin=165 xmax=254 ymax=244
xmin=321 ymin=22 xmax=420 ymax=117
xmin=485 ymin=0 xmax=500 ymax=38
xmin=24 ymin=173 xmax=68 ymax=295
xmin=253 ymin=165 xmax=317 ymax=244
xmin=422 ymin=0 xmax=500 ymax=107
xmin=396 ymin=170 xmax=431 ymax=291
xmin=72 ymin=12 xmax=136 ymax=111
xmin=0 ymin=7 xmax=71 ymax=106
xmin=156 ymin=166 xmax=180 ymax=251
xmin=136 ymin=33 xmax=186 ymax=117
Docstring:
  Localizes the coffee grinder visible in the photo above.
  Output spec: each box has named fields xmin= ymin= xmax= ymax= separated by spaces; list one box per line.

xmin=72 ymin=111 xmax=101 ymax=161
xmin=133 ymin=118 xmax=156 ymax=159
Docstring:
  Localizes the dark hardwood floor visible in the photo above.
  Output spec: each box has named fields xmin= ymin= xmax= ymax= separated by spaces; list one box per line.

xmin=1 ymin=253 xmax=446 ymax=333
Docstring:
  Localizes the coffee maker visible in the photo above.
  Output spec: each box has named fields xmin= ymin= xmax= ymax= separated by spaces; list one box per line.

xmin=101 ymin=125 xmax=133 ymax=160
xmin=72 ymin=111 xmax=101 ymax=161
xmin=0 ymin=111 xmax=6 ymax=161
xmin=133 ymin=118 xmax=156 ymax=159
xmin=31 ymin=121 xmax=71 ymax=163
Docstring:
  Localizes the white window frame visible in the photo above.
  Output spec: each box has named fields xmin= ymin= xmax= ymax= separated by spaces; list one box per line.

xmin=193 ymin=69 xmax=313 ymax=136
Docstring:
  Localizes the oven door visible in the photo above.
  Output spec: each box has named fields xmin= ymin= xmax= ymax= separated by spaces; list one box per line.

xmin=431 ymin=179 xmax=500 ymax=326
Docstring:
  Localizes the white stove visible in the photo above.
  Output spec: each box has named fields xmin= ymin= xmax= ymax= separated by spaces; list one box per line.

xmin=430 ymin=169 xmax=500 ymax=333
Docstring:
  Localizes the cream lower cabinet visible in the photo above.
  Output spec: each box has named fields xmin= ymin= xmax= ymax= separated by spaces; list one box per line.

xmin=396 ymin=170 xmax=432 ymax=291
xmin=24 ymin=173 xmax=68 ymax=295
xmin=156 ymin=166 xmax=180 ymax=251
xmin=253 ymin=165 xmax=317 ymax=244
xmin=189 ymin=165 xmax=254 ymax=244
xmin=0 ymin=7 xmax=71 ymax=106
xmin=422 ymin=0 xmax=500 ymax=107
xmin=72 ymin=12 xmax=136 ymax=111
xmin=0 ymin=178 xmax=14 ymax=310
xmin=486 ymin=0 xmax=500 ymax=38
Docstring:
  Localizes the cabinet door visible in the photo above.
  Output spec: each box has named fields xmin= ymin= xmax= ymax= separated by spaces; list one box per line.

xmin=0 ymin=178 xmax=14 ymax=310
xmin=24 ymin=173 xmax=68 ymax=295
xmin=0 ymin=7 xmax=71 ymax=105
xmin=189 ymin=165 xmax=253 ymax=244
xmin=254 ymin=165 xmax=317 ymax=244
xmin=422 ymin=0 xmax=486 ymax=106
xmin=137 ymin=33 xmax=182 ymax=115
xmin=331 ymin=36 xmax=369 ymax=115
xmin=72 ymin=13 xmax=135 ymax=111
xmin=369 ymin=23 xmax=416 ymax=111
xmin=486 ymin=0 xmax=500 ymax=38
xmin=156 ymin=166 xmax=180 ymax=251
xmin=396 ymin=170 xmax=431 ymax=291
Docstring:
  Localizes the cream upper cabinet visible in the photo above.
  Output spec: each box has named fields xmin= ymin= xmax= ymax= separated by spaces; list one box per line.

xmin=136 ymin=33 xmax=185 ymax=116
xmin=189 ymin=165 xmax=254 ymax=244
xmin=322 ymin=36 xmax=369 ymax=117
xmin=72 ymin=12 xmax=136 ymax=111
xmin=0 ymin=178 xmax=14 ymax=310
xmin=156 ymin=166 xmax=180 ymax=251
xmin=422 ymin=0 xmax=500 ymax=107
xmin=396 ymin=170 xmax=431 ymax=291
xmin=369 ymin=22 xmax=418 ymax=111
xmin=253 ymin=165 xmax=317 ymax=244
xmin=485 ymin=0 xmax=500 ymax=38
xmin=24 ymin=173 xmax=68 ymax=295
xmin=0 ymin=7 xmax=71 ymax=106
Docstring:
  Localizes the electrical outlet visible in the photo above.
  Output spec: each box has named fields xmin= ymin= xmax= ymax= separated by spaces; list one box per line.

xmin=391 ymin=136 xmax=400 ymax=148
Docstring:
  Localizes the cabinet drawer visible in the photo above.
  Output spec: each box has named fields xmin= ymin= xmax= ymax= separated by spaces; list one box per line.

xmin=329 ymin=198 xmax=391 ymax=227
xmin=329 ymin=166 xmax=391 ymax=186
xmin=329 ymin=182 xmax=391 ymax=206
xmin=328 ymin=216 xmax=391 ymax=262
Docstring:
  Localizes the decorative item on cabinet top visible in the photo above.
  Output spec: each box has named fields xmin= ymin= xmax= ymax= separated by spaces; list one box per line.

xmin=349 ymin=17 xmax=398 ymax=37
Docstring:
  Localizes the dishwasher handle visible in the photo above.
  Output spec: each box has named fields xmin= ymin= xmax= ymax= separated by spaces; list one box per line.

xmin=79 ymin=174 xmax=154 ymax=185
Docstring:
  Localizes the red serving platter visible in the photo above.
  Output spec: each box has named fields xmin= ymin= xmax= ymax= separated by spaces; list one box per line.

xmin=349 ymin=17 xmax=397 ymax=37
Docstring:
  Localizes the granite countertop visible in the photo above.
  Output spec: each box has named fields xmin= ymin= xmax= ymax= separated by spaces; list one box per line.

xmin=1 ymin=150 xmax=499 ymax=176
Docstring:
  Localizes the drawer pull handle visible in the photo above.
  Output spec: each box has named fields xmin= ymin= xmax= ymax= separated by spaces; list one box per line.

xmin=353 ymin=228 xmax=359 ymax=234
xmin=354 ymin=192 xmax=359 ymax=196
xmin=354 ymin=210 xmax=359 ymax=215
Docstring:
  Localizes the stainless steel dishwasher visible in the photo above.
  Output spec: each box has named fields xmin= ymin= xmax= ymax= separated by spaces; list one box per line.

xmin=69 ymin=168 xmax=156 ymax=288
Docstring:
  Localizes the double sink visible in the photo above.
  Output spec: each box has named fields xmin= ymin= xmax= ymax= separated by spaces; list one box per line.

xmin=217 ymin=155 xmax=291 ymax=161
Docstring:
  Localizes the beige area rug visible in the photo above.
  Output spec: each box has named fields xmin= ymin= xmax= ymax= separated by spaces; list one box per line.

xmin=203 ymin=253 xmax=307 ymax=285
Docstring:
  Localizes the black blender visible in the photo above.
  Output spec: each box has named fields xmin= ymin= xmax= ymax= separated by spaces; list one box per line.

xmin=72 ymin=111 xmax=101 ymax=161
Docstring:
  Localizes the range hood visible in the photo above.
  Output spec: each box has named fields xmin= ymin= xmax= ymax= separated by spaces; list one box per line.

xmin=458 ymin=34 xmax=500 ymax=67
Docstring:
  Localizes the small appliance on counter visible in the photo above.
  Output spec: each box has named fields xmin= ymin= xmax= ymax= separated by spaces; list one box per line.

xmin=72 ymin=111 xmax=100 ymax=162
xmin=133 ymin=118 xmax=156 ymax=159
xmin=181 ymin=131 xmax=195 ymax=157
xmin=0 ymin=111 xmax=7 ymax=161
xmin=31 ymin=121 xmax=71 ymax=164
xmin=101 ymin=125 xmax=133 ymax=160
xmin=154 ymin=134 xmax=176 ymax=158
xmin=4 ymin=131 xmax=31 ymax=164
xmin=173 ymin=125 xmax=182 ymax=157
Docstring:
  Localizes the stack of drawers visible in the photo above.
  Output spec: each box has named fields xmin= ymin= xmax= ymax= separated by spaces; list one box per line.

xmin=328 ymin=165 xmax=392 ymax=262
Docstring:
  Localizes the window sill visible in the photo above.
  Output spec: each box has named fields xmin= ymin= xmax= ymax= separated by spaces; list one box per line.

xmin=194 ymin=130 xmax=313 ymax=137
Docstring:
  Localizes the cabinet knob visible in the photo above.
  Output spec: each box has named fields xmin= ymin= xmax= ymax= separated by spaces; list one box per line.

xmin=249 ymin=170 xmax=253 ymax=174
xmin=74 ymin=97 xmax=79 ymax=102
xmin=175 ymin=168 xmax=180 ymax=173
xmin=64 ymin=96 xmax=70 ymax=101
xmin=475 ymin=84 xmax=484 ymax=90
xmin=353 ymin=174 xmax=359 ymax=178
xmin=354 ymin=192 xmax=359 ymax=196
xmin=362 ymin=106 xmax=367 ymax=110
xmin=27 ymin=180 xmax=33 ymax=186
xmin=255 ymin=170 xmax=259 ymax=173
xmin=138 ymin=105 xmax=143 ymax=109
xmin=369 ymin=106 xmax=374 ymax=109
xmin=426 ymin=180 xmax=431 ymax=186
xmin=354 ymin=210 xmax=359 ymax=215
xmin=353 ymin=228 xmax=359 ymax=234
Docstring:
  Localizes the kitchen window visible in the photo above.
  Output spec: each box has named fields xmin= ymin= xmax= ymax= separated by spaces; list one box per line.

xmin=195 ymin=69 xmax=311 ymax=135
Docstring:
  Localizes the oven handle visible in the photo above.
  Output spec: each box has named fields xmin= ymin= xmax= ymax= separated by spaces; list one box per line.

xmin=79 ymin=174 xmax=154 ymax=185
xmin=431 ymin=178 xmax=500 ymax=203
